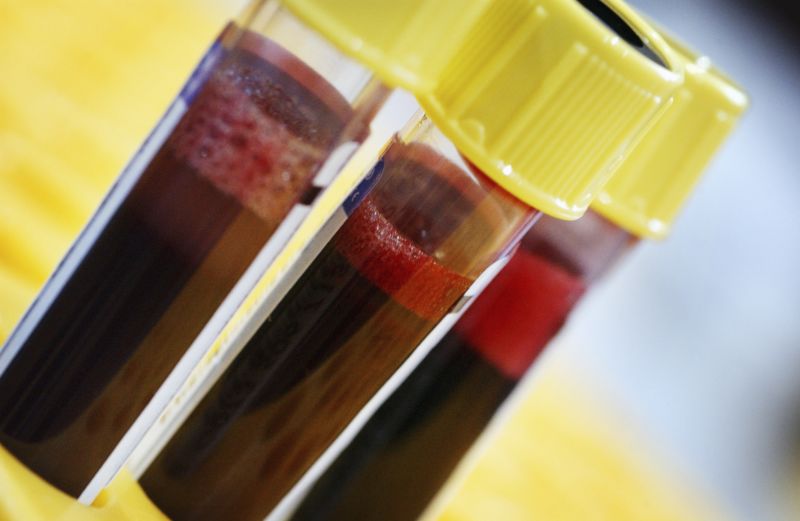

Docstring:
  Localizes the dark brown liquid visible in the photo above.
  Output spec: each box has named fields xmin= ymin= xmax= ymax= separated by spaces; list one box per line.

xmin=291 ymin=331 xmax=515 ymax=521
xmin=140 ymin=142 xmax=487 ymax=521
xmin=0 ymin=28 xmax=354 ymax=496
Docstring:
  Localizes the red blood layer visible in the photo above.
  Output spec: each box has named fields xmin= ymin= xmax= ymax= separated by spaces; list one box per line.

xmin=171 ymin=73 xmax=325 ymax=225
xmin=455 ymin=248 xmax=586 ymax=380
xmin=169 ymin=32 xmax=356 ymax=226
xmin=335 ymin=198 xmax=472 ymax=321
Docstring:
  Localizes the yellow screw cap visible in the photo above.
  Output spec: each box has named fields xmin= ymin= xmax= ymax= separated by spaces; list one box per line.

xmin=418 ymin=0 xmax=684 ymax=219
xmin=593 ymin=28 xmax=749 ymax=239
xmin=280 ymin=0 xmax=491 ymax=92
xmin=281 ymin=0 xmax=682 ymax=219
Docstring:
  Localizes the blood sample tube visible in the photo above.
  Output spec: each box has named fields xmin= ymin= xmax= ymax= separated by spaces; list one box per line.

xmin=0 ymin=0 xmax=395 ymax=500
xmin=288 ymin=29 xmax=748 ymax=521
xmin=138 ymin=1 xmax=682 ymax=520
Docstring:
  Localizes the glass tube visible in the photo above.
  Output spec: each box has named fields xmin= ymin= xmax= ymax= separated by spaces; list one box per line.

xmin=0 ymin=0 xmax=389 ymax=499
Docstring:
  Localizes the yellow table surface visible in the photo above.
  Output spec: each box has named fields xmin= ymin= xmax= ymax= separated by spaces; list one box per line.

xmin=0 ymin=1 xmax=730 ymax=519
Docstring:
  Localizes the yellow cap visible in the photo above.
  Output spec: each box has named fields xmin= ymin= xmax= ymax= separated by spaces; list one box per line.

xmin=283 ymin=0 xmax=683 ymax=219
xmin=281 ymin=0 xmax=491 ymax=92
xmin=417 ymin=0 xmax=684 ymax=219
xmin=593 ymin=28 xmax=749 ymax=238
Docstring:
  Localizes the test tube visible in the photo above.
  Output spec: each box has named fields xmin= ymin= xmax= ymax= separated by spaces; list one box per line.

xmin=0 ymin=0 xmax=390 ymax=499
xmin=137 ymin=1 xmax=682 ymax=519
xmin=288 ymin=211 xmax=633 ymax=521
xmin=288 ymin=29 xmax=749 ymax=521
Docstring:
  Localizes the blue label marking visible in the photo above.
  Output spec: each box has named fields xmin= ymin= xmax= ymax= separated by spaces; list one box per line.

xmin=180 ymin=40 xmax=225 ymax=104
xmin=343 ymin=159 xmax=385 ymax=216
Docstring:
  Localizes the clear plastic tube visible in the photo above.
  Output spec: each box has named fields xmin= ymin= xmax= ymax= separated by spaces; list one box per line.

xmin=139 ymin=113 xmax=537 ymax=521
xmin=288 ymin=211 xmax=636 ymax=521
xmin=0 ymin=0 xmax=389 ymax=499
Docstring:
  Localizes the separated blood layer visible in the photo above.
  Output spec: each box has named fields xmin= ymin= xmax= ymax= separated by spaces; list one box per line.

xmin=291 ymin=212 xmax=634 ymax=521
xmin=137 ymin=141 xmax=513 ymax=521
xmin=0 ymin=27 xmax=358 ymax=496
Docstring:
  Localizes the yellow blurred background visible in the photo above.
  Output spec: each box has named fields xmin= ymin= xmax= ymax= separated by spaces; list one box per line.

xmin=0 ymin=0 xmax=732 ymax=519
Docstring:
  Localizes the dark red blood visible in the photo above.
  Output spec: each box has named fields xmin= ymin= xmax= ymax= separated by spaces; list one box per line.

xmin=382 ymin=143 xmax=486 ymax=208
